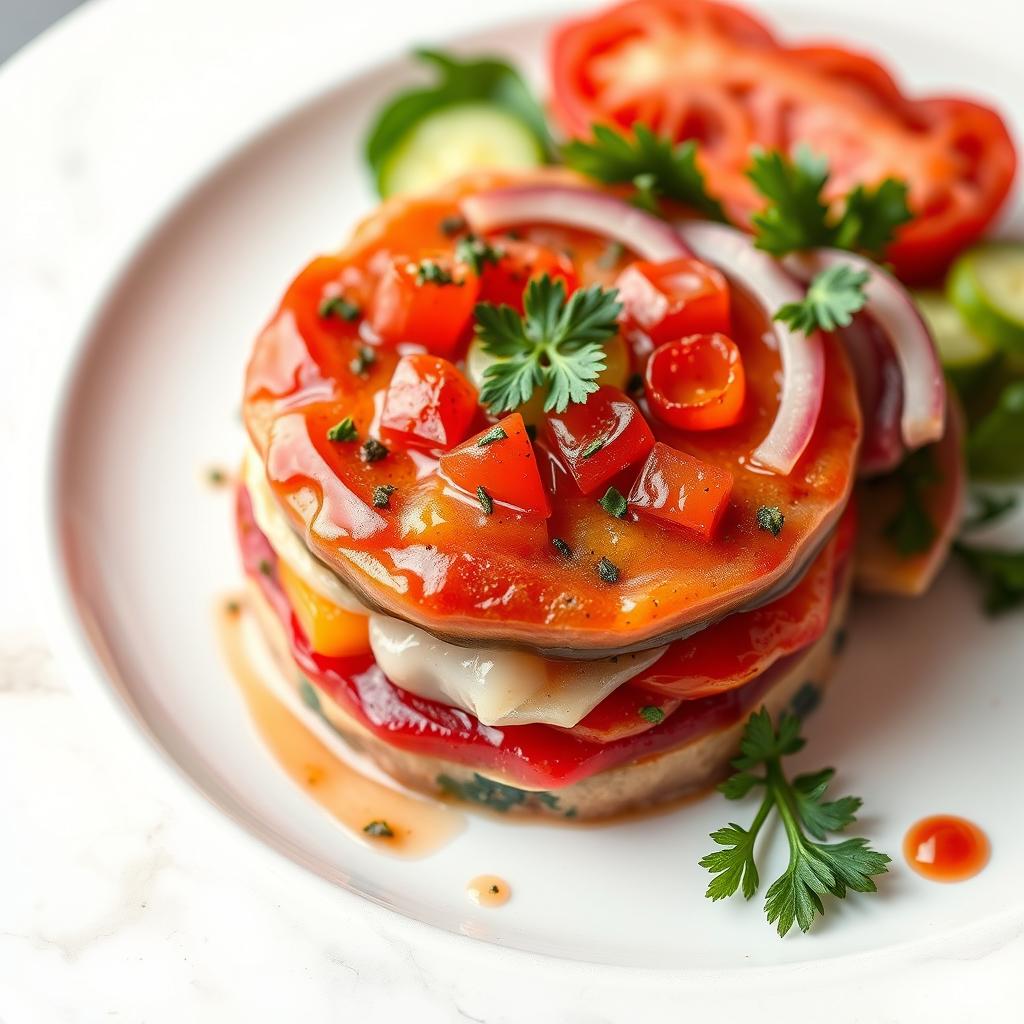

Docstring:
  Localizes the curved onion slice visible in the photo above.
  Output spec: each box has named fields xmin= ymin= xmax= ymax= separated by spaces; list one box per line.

xmin=787 ymin=249 xmax=946 ymax=450
xmin=676 ymin=221 xmax=825 ymax=474
xmin=461 ymin=185 xmax=692 ymax=263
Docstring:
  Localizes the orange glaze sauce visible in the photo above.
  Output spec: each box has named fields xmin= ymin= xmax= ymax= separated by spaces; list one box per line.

xmin=903 ymin=815 xmax=990 ymax=882
xmin=215 ymin=597 xmax=464 ymax=859
xmin=466 ymin=875 xmax=511 ymax=907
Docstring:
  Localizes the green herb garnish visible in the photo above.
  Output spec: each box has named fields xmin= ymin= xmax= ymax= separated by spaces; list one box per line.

xmin=967 ymin=381 xmax=1024 ymax=479
xmin=552 ymin=537 xmax=572 ymax=559
xmin=350 ymin=345 xmax=376 ymax=376
xmin=456 ymin=234 xmax=503 ymax=276
xmin=475 ymin=275 xmax=621 ymax=414
xmin=775 ymin=264 xmax=870 ymax=335
xmin=757 ymin=505 xmax=785 ymax=537
xmin=598 ymin=486 xmax=628 ymax=519
xmin=327 ymin=417 xmax=359 ymax=443
xmin=415 ymin=259 xmax=457 ymax=286
xmin=748 ymin=146 xmax=911 ymax=258
xmin=359 ymin=438 xmax=389 ymax=463
xmin=440 ymin=214 xmax=467 ymax=237
xmin=258 ymin=559 xmax=272 ymax=577
xmin=373 ymin=484 xmax=396 ymax=509
xmin=581 ymin=436 xmax=606 ymax=459
xmin=563 ymin=124 xmax=727 ymax=222
xmin=954 ymin=543 xmax=1024 ymax=615
xmin=476 ymin=485 xmax=494 ymax=515
xmin=964 ymin=491 xmax=1018 ymax=531
xmin=596 ymin=556 xmax=620 ymax=583
xmin=477 ymin=424 xmax=508 ymax=447
xmin=883 ymin=447 xmax=940 ymax=556
xmin=639 ymin=705 xmax=665 ymax=725
xmin=700 ymin=708 xmax=889 ymax=936
xmin=363 ymin=820 xmax=395 ymax=838
xmin=319 ymin=295 xmax=361 ymax=322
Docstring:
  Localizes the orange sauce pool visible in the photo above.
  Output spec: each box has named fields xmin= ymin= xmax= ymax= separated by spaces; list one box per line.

xmin=466 ymin=875 xmax=511 ymax=907
xmin=903 ymin=815 xmax=990 ymax=882
xmin=215 ymin=596 xmax=464 ymax=859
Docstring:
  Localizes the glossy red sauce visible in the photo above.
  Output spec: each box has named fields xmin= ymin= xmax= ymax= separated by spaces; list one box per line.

xmin=903 ymin=815 xmax=990 ymax=883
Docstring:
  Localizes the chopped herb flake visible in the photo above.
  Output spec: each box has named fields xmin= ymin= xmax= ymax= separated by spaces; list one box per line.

xmin=349 ymin=345 xmax=376 ymax=376
xmin=327 ymin=417 xmax=359 ymax=442
xmin=597 ymin=240 xmax=625 ymax=270
xmin=373 ymin=484 xmax=396 ymax=509
xmin=440 ymin=214 xmax=467 ymax=237
xmin=581 ymin=436 xmax=606 ymax=459
xmin=552 ymin=537 xmax=573 ymax=559
xmin=477 ymin=424 xmax=508 ymax=447
xmin=597 ymin=556 xmax=620 ymax=583
xmin=456 ymin=234 xmax=504 ymax=275
xmin=258 ymin=559 xmax=272 ymax=577
xmin=319 ymin=295 xmax=361 ymax=322
xmin=363 ymin=820 xmax=395 ymax=838
xmin=206 ymin=466 xmax=228 ymax=486
xmin=757 ymin=505 xmax=785 ymax=537
xmin=415 ymin=259 xmax=456 ymax=286
xmin=359 ymin=438 xmax=389 ymax=463
xmin=598 ymin=486 xmax=628 ymax=519
xmin=639 ymin=705 xmax=665 ymax=725
xmin=476 ymin=485 xmax=494 ymax=516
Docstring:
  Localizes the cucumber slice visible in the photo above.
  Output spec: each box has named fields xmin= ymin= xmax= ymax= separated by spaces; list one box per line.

xmin=948 ymin=242 xmax=1024 ymax=355
xmin=378 ymin=103 xmax=544 ymax=198
xmin=913 ymin=288 xmax=999 ymax=393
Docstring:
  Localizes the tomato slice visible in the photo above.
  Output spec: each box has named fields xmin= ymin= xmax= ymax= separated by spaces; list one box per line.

xmin=380 ymin=354 xmax=478 ymax=451
xmin=478 ymin=237 xmax=579 ymax=312
xmin=438 ymin=412 xmax=551 ymax=517
xmin=615 ymin=258 xmax=730 ymax=345
xmin=644 ymin=333 xmax=746 ymax=431
xmin=628 ymin=441 xmax=734 ymax=541
xmin=549 ymin=0 xmax=1017 ymax=282
xmin=543 ymin=385 xmax=655 ymax=495
xmin=563 ymin=686 xmax=681 ymax=744
xmin=368 ymin=253 xmax=479 ymax=355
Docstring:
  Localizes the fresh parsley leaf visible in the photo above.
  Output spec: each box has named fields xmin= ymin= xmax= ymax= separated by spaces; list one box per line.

xmin=364 ymin=49 xmax=551 ymax=196
xmin=638 ymin=705 xmax=665 ymax=725
xmin=563 ymin=123 xmax=727 ymax=222
xmin=372 ymin=484 xmax=396 ymax=509
xmin=552 ymin=537 xmax=573 ymax=559
xmin=456 ymin=234 xmax=503 ymax=275
xmin=327 ymin=417 xmax=359 ymax=442
xmin=476 ymin=485 xmax=494 ymax=516
xmin=598 ymin=486 xmax=628 ymax=519
xmin=701 ymin=708 xmax=889 ymax=936
xmin=477 ymin=424 xmax=508 ymax=447
xmin=748 ymin=145 xmax=911 ymax=258
xmin=581 ymin=436 xmax=606 ymax=458
xmin=475 ymin=275 xmax=621 ymax=414
xmin=319 ymin=295 xmax=361 ymax=322
xmin=415 ymin=259 xmax=456 ymax=286
xmin=963 ymin=491 xmax=1018 ymax=531
xmin=774 ymin=264 xmax=870 ymax=334
xmin=954 ymin=542 xmax=1024 ymax=615
xmin=359 ymin=438 xmax=389 ymax=463
xmin=757 ymin=505 xmax=785 ymax=537
xmin=884 ymin=447 xmax=940 ymax=556
xmin=596 ymin=556 xmax=620 ymax=583
xmin=350 ymin=345 xmax=376 ymax=376
xmin=363 ymin=820 xmax=395 ymax=838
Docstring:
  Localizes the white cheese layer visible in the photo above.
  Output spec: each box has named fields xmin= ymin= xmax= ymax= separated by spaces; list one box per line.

xmin=243 ymin=444 xmax=666 ymax=727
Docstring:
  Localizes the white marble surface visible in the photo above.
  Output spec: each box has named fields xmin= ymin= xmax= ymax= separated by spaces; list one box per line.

xmin=3 ymin=0 xmax=1024 ymax=1019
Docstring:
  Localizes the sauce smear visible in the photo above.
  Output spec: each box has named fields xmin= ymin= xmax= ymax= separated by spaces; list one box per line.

xmin=466 ymin=875 xmax=511 ymax=907
xmin=903 ymin=815 xmax=990 ymax=882
xmin=216 ymin=597 xmax=463 ymax=859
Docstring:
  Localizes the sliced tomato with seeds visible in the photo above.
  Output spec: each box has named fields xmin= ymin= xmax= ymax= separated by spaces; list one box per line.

xmin=380 ymin=354 xmax=478 ymax=452
xmin=438 ymin=412 xmax=551 ymax=517
xmin=543 ymin=385 xmax=654 ymax=495
xmin=478 ymin=238 xmax=579 ymax=312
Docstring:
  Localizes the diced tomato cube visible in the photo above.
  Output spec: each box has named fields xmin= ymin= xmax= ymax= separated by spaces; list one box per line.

xmin=615 ymin=258 xmax=730 ymax=345
xmin=628 ymin=442 xmax=734 ymax=541
xmin=438 ymin=412 xmax=551 ymax=517
xmin=478 ymin=238 xmax=578 ymax=312
xmin=380 ymin=354 xmax=478 ymax=451
xmin=543 ymin=386 xmax=655 ymax=496
xmin=369 ymin=254 xmax=479 ymax=356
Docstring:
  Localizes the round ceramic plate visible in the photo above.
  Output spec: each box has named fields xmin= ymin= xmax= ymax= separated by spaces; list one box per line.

xmin=44 ymin=1 xmax=1024 ymax=971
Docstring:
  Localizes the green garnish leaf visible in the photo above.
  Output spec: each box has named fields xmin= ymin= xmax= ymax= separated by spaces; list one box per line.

xmin=372 ymin=484 xmax=396 ymax=509
xmin=963 ymin=491 xmax=1019 ymax=531
xmin=598 ymin=486 xmax=628 ymax=519
xmin=563 ymin=123 xmax=727 ymax=222
xmin=359 ymin=438 xmax=389 ymax=463
xmin=581 ymin=436 xmax=606 ymax=458
xmin=954 ymin=542 xmax=1024 ymax=615
xmin=757 ymin=505 xmax=785 ymax=537
xmin=364 ymin=49 xmax=552 ymax=196
xmin=967 ymin=381 xmax=1024 ymax=480
xmin=440 ymin=214 xmax=468 ymax=237
xmin=476 ymin=485 xmax=494 ymax=516
xmin=456 ymin=234 xmax=504 ymax=276
xmin=552 ymin=537 xmax=573 ymax=559
xmin=363 ymin=820 xmax=395 ymax=838
xmin=350 ymin=345 xmax=376 ymax=376
xmin=477 ymin=424 xmax=508 ymax=447
xmin=596 ymin=556 xmax=620 ymax=583
xmin=639 ymin=705 xmax=665 ymax=725
xmin=475 ymin=275 xmax=621 ymax=414
xmin=774 ymin=264 xmax=870 ymax=334
xmin=883 ymin=447 xmax=940 ymax=556
xmin=327 ymin=417 xmax=359 ymax=443
xmin=415 ymin=259 xmax=457 ymax=286
xmin=748 ymin=146 xmax=911 ymax=258
xmin=700 ymin=708 xmax=889 ymax=936
xmin=319 ymin=295 xmax=361 ymax=322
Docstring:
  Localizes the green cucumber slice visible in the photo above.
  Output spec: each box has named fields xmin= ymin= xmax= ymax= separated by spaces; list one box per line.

xmin=378 ymin=103 xmax=544 ymax=198
xmin=913 ymin=288 xmax=999 ymax=393
xmin=948 ymin=242 xmax=1024 ymax=355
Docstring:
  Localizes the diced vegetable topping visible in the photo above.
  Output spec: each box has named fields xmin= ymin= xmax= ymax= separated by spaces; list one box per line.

xmin=476 ymin=238 xmax=578 ymax=313
xmin=628 ymin=442 xmax=734 ymax=541
xmin=326 ymin=417 xmax=358 ymax=442
xmin=543 ymin=385 xmax=654 ymax=495
xmin=380 ymin=353 xmax=478 ymax=451
xmin=644 ymin=334 xmax=746 ymax=432
xmin=277 ymin=558 xmax=370 ymax=658
xmin=615 ymin=258 xmax=730 ymax=345
xmin=438 ymin=412 xmax=551 ymax=517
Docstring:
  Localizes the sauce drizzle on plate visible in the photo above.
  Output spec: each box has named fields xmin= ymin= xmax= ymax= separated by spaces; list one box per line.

xmin=466 ymin=875 xmax=511 ymax=907
xmin=903 ymin=815 xmax=990 ymax=882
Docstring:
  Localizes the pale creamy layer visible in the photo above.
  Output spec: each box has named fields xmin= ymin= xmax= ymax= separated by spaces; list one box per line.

xmin=242 ymin=445 xmax=666 ymax=727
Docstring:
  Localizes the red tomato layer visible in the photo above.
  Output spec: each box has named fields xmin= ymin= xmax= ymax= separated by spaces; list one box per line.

xmin=238 ymin=486 xmax=845 ymax=789
xmin=549 ymin=0 xmax=1016 ymax=282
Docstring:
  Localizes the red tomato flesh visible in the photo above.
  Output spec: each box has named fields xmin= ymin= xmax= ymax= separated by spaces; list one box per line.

xmin=628 ymin=441 xmax=734 ymax=541
xmin=380 ymin=354 xmax=478 ymax=452
xmin=543 ymin=385 xmax=655 ymax=495
xmin=478 ymin=237 xmax=579 ymax=312
xmin=615 ymin=258 xmax=731 ymax=345
xmin=438 ymin=412 xmax=552 ymax=517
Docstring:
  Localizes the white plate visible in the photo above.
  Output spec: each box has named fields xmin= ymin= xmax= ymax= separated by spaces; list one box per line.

xmin=43 ymin=0 xmax=1024 ymax=974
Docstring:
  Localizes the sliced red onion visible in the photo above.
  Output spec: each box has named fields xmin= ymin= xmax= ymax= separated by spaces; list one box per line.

xmin=461 ymin=185 xmax=693 ymax=263
xmin=676 ymin=220 xmax=825 ymax=475
xmin=786 ymin=249 xmax=946 ymax=450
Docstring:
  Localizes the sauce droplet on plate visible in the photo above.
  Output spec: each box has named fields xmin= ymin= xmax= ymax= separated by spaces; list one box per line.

xmin=466 ymin=875 xmax=511 ymax=907
xmin=903 ymin=815 xmax=990 ymax=882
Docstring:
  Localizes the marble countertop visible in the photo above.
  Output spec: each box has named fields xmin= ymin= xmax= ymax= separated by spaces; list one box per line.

xmin=2 ymin=0 xmax=1022 ymax=1019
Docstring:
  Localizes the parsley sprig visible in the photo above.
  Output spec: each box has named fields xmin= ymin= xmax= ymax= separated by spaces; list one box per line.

xmin=701 ymin=709 xmax=889 ymax=936
xmin=475 ymin=275 xmax=622 ymax=414
xmin=775 ymin=264 xmax=870 ymax=334
xmin=748 ymin=146 xmax=911 ymax=258
xmin=563 ymin=123 xmax=727 ymax=222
